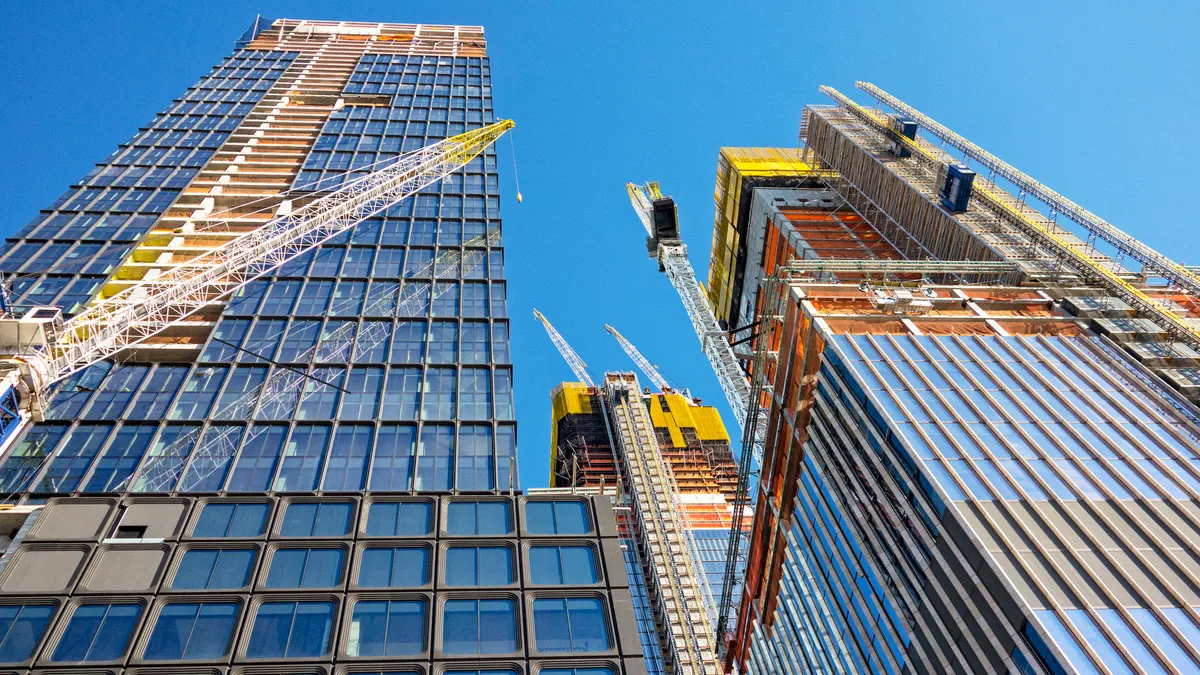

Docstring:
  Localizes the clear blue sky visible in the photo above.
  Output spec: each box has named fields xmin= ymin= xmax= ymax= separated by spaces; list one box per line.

xmin=1 ymin=2 xmax=1197 ymax=490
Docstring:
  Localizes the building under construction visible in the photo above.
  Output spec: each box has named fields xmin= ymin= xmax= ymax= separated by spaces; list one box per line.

xmin=547 ymin=375 xmax=741 ymax=675
xmin=680 ymin=84 xmax=1200 ymax=675
xmin=533 ymin=309 xmax=744 ymax=675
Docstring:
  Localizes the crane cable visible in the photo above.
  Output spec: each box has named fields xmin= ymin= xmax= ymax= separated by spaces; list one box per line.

xmin=509 ymin=130 xmax=522 ymax=203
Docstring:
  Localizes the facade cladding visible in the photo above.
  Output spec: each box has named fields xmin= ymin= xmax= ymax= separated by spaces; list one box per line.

xmin=0 ymin=16 xmax=647 ymax=675
xmin=713 ymin=110 xmax=1200 ymax=675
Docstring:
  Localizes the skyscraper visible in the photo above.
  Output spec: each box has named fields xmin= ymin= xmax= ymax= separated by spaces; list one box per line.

xmin=0 ymin=17 xmax=646 ymax=675
xmin=705 ymin=88 xmax=1200 ymax=674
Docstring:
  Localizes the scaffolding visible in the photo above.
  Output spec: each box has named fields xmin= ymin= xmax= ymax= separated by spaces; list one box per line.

xmin=606 ymin=373 xmax=720 ymax=675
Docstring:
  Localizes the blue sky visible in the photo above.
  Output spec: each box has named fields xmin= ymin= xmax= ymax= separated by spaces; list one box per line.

xmin=1 ymin=2 xmax=1197 ymax=489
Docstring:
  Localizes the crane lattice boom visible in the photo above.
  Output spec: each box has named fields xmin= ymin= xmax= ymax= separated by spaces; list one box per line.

xmin=605 ymin=324 xmax=669 ymax=391
xmin=2 ymin=120 xmax=514 ymax=420
xmin=533 ymin=309 xmax=595 ymax=387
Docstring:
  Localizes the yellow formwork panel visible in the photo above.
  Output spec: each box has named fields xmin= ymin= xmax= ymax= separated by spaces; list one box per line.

xmin=549 ymin=381 xmax=592 ymax=487
xmin=691 ymin=406 xmax=730 ymax=443
xmin=648 ymin=395 xmax=686 ymax=448
xmin=708 ymin=147 xmax=828 ymax=325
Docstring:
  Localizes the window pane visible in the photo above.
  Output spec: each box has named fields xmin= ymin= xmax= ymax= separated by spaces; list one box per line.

xmin=359 ymin=548 xmax=428 ymax=587
xmin=0 ymin=605 xmax=54 ymax=663
xmin=446 ymin=501 xmax=510 ymax=535
xmin=247 ymin=601 xmax=333 ymax=659
xmin=366 ymin=502 xmax=431 ymax=536
xmin=348 ymin=600 xmax=425 ymax=656
xmin=442 ymin=599 xmax=515 ymax=655
xmin=266 ymin=548 xmax=344 ymax=588
xmin=526 ymin=501 xmax=589 ymax=535
xmin=51 ymin=604 xmax=141 ymax=662
xmin=143 ymin=602 xmax=237 ymax=660
xmin=281 ymin=502 xmax=352 ymax=537
xmin=533 ymin=598 xmax=609 ymax=653
xmin=530 ymin=546 xmax=597 ymax=585
xmin=173 ymin=549 xmax=255 ymax=589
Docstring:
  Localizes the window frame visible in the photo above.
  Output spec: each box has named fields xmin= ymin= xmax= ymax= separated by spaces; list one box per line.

xmin=260 ymin=544 xmax=349 ymax=590
xmin=168 ymin=544 xmax=259 ymax=591
xmin=435 ymin=592 xmax=521 ymax=658
xmin=135 ymin=598 xmax=241 ymax=663
xmin=440 ymin=541 xmax=518 ymax=588
xmin=522 ymin=499 xmax=593 ymax=536
xmin=187 ymin=500 xmax=272 ymax=540
xmin=275 ymin=499 xmax=357 ymax=538
xmin=46 ymin=599 xmax=145 ymax=665
xmin=525 ymin=543 xmax=603 ymax=587
xmin=340 ymin=593 xmax=431 ymax=659
xmin=353 ymin=544 xmax=433 ymax=590
xmin=0 ymin=602 xmax=56 ymax=666
xmin=526 ymin=593 xmax=614 ymax=656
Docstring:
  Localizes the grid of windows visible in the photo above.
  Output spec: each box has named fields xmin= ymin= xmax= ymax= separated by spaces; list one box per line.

xmin=0 ymin=50 xmax=294 ymax=315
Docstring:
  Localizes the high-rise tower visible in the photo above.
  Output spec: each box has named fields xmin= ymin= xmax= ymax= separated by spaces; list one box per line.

xmin=0 ymin=17 xmax=646 ymax=675
xmin=692 ymin=90 xmax=1200 ymax=675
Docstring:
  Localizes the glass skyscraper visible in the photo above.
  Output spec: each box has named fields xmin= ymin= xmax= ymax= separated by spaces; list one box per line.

xmin=706 ymin=94 xmax=1200 ymax=675
xmin=0 ymin=17 xmax=646 ymax=675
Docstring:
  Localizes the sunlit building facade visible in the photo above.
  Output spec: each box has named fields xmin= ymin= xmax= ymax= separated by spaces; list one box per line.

xmin=0 ymin=17 xmax=646 ymax=675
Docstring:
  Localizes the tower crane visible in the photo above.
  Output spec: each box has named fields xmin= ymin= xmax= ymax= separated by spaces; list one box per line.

xmin=532 ymin=309 xmax=595 ymax=387
xmin=0 ymin=119 xmax=515 ymax=457
xmin=625 ymin=181 xmax=758 ymax=438
xmin=627 ymin=180 xmax=765 ymax=657
xmin=604 ymin=324 xmax=670 ymax=392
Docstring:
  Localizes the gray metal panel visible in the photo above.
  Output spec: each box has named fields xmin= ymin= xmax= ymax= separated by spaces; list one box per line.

xmin=80 ymin=545 xmax=168 ymax=592
xmin=600 ymin=537 xmax=629 ymax=588
xmin=1 ymin=546 xmax=88 ymax=592
xmin=608 ymin=586 xmax=642 ymax=658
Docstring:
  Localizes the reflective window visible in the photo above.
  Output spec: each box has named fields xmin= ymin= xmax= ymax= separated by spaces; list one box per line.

xmin=50 ymin=603 xmax=141 ymax=662
xmin=525 ymin=500 xmax=589 ymax=534
xmin=532 ymin=597 xmax=610 ymax=653
xmin=359 ymin=547 xmax=429 ymax=587
xmin=172 ymin=548 xmax=256 ymax=589
xmin=143 ymin=602 xmax=238 ymax=660
xmin=280 ymin=502 xmax=353 ymax=537
xmin=366 ymin=501 xmax=431 ymax=536
xmin=246 ymin=601 xmax=334 ymax=658
xmin=371 ymin=425 xmax=417 ymax=490
xmin=265 ymin=548 xmax=345 ymax=588
xmin=444 ymin=546 xmax=513 ymax=586
xmin=347 ymin=600 xmax=425 ymax=656
xmin=441 ymin=599 xmax=516 ymax=655
xmin=193 ymin=502 xmax=269 ymax=538
xmin=0 ymin=605 xmax=54 ymax=662
xmin=446 ymin=501 xmax=510 ymax=535
xmin=530 ymin=546 xmax=598 ymax=585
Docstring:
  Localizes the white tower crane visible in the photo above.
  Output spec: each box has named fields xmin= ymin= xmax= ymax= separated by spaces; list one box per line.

xmin=625 ymin=181 xmax=758 ymax=436
xmin=0 ymin=119 xmax=515 ymax=457
xmin=604 ymin=324 xmax=670 ymax=392
xmin=532 ymin=309 xmax=595 ymax=387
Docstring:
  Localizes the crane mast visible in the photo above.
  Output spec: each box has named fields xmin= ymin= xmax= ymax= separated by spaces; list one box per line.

xmin=625 ymin=182 xmax=759 ymax=441
xmin=532 ymin=309 xmax=595 ymax=387
xmin=0 ymin=119 xmax=515 ymax=439
xmin=604 ymin=324 xmax=670 ymax=391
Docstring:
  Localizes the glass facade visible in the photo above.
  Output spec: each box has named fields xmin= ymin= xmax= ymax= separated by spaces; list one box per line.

xmin=0 ymin=17 xmax=648 ymax=675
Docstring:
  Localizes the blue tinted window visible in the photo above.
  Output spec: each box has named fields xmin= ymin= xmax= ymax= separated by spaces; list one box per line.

xmin=529 ymin=546 xmax=598 ymax=585
xmin=0 ymin=605 xmax=54 ymax=662
xmin=348 ymin=600 xmax=425 ymax=656
xmin=445 ymin=501 xmax=510 ymax=535
xmin=441 ymin=599 xmax=516 ymax=655
xmin=246 ymin=601 xmax=333 ymax=658
xmin=143 ymin=602 xmax=238 ymax=660
xmin=280 ymin=502 xmax=352 ymax=537
xmin=525 ymin=501 xmax=589 ymax=534
xmin=444 ymin=547 xmax=512 ymax=586
xmin=366 ymin=501 xmax=431 ymax=536
xmin=1035 ymin=609 xmax=1101 ymax=675
xmin=542 ymin=669 xmax=614 ymax=675
xmin=265 ymin=548 xmax=344 ymax=588
xmin=193 ymin=502 xmax=268 ymax=538
xmin=1130 ymin=608 xmax=1198 ymax=673
xmin=172 ymin=548 xmax=255 ymax=589
xmin=359 ymin=548 xmax=428 ymax=587
xmin=532 ymin=598 xmax=609 ymax=653
xmin=51 ymin=603 xmax=141 ymax=662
